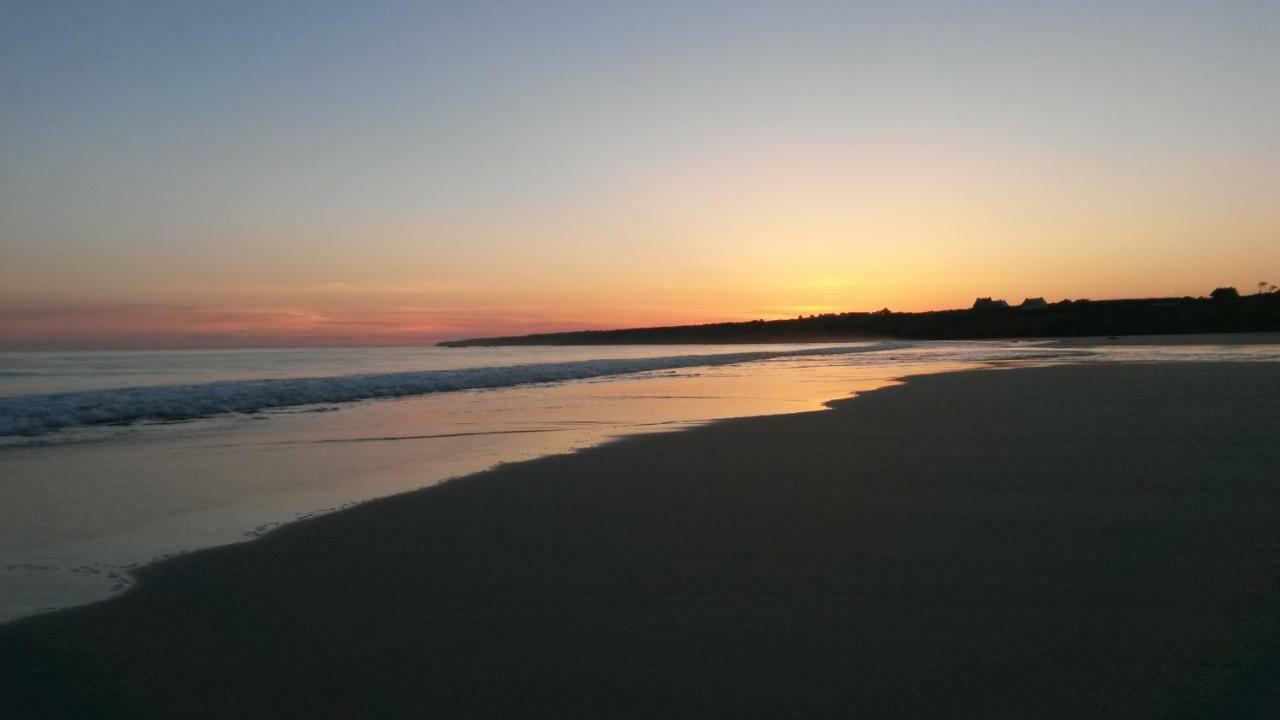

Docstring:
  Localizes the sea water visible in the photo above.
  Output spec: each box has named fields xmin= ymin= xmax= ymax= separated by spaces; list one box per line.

xmin=2 ymin=339 xmax=1277 ymax=622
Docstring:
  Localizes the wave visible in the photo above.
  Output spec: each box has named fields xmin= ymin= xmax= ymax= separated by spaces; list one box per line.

xmin=0 ymin=343 xmax=910 ymax=437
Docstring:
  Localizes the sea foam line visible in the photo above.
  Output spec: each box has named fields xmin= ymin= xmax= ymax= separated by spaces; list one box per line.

xmin=0 ymin=343 xmax=910 ymax=437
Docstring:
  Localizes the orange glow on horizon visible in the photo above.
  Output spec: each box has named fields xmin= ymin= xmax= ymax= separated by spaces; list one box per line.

xmin=4 ymin=4 xmax=1278 ymax=350
xmin=4 ymin=270 xmax=1272 ymax=349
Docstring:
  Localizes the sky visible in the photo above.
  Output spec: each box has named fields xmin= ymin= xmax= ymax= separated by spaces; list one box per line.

xmin=2 ymin=1 xmax=1278 ymax=348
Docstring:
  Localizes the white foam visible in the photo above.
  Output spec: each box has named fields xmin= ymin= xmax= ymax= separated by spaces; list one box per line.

xmin=0 ymin=343 xmax=911 ymax=437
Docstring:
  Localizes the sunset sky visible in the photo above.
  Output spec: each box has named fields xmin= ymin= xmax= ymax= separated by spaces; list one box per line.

xmin=3 ymin=1 xmax=1278 ymax=348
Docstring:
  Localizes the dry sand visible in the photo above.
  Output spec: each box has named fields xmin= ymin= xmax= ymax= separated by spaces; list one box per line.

xmin=2 ymin=362 xmax=1278 ymax=718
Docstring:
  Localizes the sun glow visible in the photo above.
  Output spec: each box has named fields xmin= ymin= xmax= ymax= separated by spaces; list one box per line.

xmin=3 ymin=3 xmax=1277 ymax=348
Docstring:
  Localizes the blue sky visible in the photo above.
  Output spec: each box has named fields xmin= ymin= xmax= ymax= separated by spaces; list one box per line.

xmin=3 ymin=1 xmax=1278 ymax=347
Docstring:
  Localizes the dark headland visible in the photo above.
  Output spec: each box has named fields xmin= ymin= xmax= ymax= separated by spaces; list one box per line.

xmin=3 ymin=362 xmax=1278 ymax=718
xmin=440 ymin=289 xmax=1280 ymax=346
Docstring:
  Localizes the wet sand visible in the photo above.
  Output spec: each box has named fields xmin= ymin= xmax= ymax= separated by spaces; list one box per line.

xmin=1046 ymin=331 xmax=1280 ymax=346
xmin=2 ymin=363 xmax=1278 ymax=718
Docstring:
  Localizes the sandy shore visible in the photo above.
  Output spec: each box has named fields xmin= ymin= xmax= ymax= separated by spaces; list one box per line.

xmin=3 ymin=363 xmax=1278 ymax=718
xmin=1046 ymin=331 xmax=1280 ymax=346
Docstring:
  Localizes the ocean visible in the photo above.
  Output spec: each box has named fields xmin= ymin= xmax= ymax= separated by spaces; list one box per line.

xmin=2 ymin=339 xmax=1277 ymax=622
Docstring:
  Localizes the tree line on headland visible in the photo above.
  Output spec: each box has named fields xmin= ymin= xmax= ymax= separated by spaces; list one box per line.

xmin=440 ymin=287 xmax=1280 ymax=346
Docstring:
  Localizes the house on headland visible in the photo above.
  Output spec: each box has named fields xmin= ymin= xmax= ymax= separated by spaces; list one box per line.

xmin=1019 ymin=297 xmax=1048 ymax=311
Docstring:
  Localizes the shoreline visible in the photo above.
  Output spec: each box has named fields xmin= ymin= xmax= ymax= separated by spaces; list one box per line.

xmin=3 ymin=362 xmax=1279 ymax=717
xmin=1042 ymin=330 xmax=1280 ymax=346
xmin=0 ymin=345 xmax=970 ymax=625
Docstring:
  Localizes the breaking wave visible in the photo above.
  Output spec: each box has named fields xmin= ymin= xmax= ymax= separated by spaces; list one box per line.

xmin=0 ymin=343 xmax=910 ymax=437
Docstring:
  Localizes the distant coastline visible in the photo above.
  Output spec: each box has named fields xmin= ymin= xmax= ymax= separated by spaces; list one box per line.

xmin=441 ymin=291 xmax=1280 ymax=346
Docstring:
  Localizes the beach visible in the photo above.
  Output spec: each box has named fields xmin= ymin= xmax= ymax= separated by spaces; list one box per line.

xmin=2 ymin=361 xmax=1278 ymax=718
xmin=0 ymin=341 xmax=980 ymax=622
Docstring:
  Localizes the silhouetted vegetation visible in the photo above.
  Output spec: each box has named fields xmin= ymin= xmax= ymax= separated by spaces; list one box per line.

xmin=440 ymin=290 xmax=1280 ymax=346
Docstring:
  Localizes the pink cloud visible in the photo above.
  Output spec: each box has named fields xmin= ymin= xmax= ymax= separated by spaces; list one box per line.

xmin=0 ymin=302 xmax=640 ymax=350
